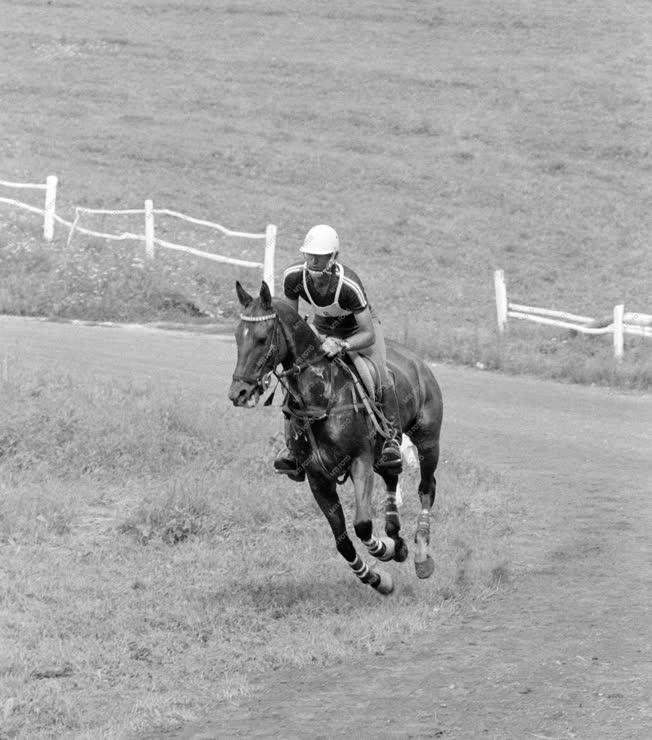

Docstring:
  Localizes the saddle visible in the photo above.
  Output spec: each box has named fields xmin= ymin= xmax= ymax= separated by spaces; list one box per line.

xmin=345 ymin=352 xmax=382 ymax=400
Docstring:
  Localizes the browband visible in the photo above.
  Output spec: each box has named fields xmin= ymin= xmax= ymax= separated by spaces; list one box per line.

xmin=239 ymin=313 xmax=277 ymax=322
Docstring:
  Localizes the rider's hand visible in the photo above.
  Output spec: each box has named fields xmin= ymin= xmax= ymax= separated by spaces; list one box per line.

xmin=321 ymin=337 xmax=346 ymax=358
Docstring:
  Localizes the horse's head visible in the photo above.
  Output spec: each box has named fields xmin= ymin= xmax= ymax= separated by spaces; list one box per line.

xmin=228 ymin=280 xmax=285 ymax=408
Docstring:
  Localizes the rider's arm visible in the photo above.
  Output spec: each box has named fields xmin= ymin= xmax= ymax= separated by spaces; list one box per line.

xmin=344 ymin=307 xmax=375 ymax=352
xmin=280 ymin=295 xmax=299 ymax=312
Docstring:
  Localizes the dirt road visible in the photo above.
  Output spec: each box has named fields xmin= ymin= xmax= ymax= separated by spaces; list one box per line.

xmin=2 ymin=317 xmax=650 ymax=738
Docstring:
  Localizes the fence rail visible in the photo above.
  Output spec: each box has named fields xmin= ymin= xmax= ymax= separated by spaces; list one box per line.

xmin=0 ymin=175 xmax=58 ymax=240
xmin=494 ymin=269 xmax=651 ymax=360
xmin=0 ymin=174 xmax=276 ymax=293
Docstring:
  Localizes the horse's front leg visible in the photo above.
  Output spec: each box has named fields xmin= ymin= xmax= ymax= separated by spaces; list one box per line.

xmin=378 ymin=469 xmax=409 ymax=563
xmin=349 ymin=456 xmax=395 ymax=593
xmin=307 ymin=469 xmax=393 ymax=595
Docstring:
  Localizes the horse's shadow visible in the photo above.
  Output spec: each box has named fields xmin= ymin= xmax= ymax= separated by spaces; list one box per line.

xmin=209 ymin=571 xmax=416 ymax=615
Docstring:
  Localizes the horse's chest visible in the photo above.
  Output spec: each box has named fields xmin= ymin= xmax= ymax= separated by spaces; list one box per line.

xmin=306 ymin=365 xmax=328 ymax=389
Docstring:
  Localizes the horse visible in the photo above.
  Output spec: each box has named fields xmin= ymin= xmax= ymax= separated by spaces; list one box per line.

xmin=228 ymin=281 xmax=443 ymax=595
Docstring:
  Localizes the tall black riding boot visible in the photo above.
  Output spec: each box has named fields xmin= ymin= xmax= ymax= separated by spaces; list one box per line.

xmin=379 ymin=383 xmax=403 ymax=473
xmin=273 ymin=418 xmax=305 ymax=482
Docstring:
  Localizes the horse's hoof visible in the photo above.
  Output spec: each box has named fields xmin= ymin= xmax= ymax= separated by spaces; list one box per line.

xmin=373 ymin=570 xmax=394 ymax=595
xmin=394 ymin=537 xmax=409 ymax=563
xmin=415 ymin=554 xmax=435 ymax=579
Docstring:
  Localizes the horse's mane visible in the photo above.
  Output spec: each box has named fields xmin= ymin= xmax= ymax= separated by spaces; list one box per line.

xmin=271 ymin=297 xmax=322 ymax=348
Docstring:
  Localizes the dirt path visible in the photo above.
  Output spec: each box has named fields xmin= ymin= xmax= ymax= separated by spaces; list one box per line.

xmin=2 ymin=317 xmax=650 ymax=738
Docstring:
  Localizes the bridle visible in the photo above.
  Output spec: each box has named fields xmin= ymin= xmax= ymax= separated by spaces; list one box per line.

xmin=232 ymin=309 xmax=332 ymax=390
xmin=231 ymin=311 xmax=283 ymax=391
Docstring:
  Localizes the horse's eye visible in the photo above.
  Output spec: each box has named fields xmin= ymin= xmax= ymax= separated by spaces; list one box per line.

xmin=256 ymin=336 xmax=266 ymax=345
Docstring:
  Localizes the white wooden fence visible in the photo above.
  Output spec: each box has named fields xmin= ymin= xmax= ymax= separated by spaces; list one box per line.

xmin=0 ymin=174 xmax=276 ymax=293
xmin=0 ymin=176 xmax=58 ymax=241
xmin=494 ymin=269 xmax=652 ymax=360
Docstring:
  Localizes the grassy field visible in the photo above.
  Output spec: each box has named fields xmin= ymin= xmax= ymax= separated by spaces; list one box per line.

xmin=1 ymin=0 xmax=650 ymax=387
xmin=0 ymin=357 xmax=514 ymax=737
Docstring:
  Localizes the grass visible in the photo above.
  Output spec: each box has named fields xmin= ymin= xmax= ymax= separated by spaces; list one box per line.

xmin=1 ymin=0 xmax=650 ymax=388
xmin=0 ymin=359 xmax=516 ymax=737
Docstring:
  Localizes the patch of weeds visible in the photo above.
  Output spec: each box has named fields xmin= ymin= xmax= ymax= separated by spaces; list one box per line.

xmin=0 ymin=478 xmax=79 ymax=544
xmin=119 ymin=474 xmax=218 ymax=545
xmin=337 ymin=138 xmax=378 ymax=155
xmin=0 ymin=366 xmax=217 ymax=479
xmin=119 ymin=501 xmax=209 ymax=545
xmin=0 ymin=222 xmax=226 ymax=322
xmin=454 ymin=541 xmax=475 ymax=593
xmin=397 ymin=317 xmax=651 ymax=391
xmin=2 ymin=682 xmax=82 ymax=737
xmin=501 ymin=328 xmax=652 ymax=390
xmin=543 ymin=161 xmax=567 ymax=174
xmin=489 ymin=561 xmax=510 ymax=587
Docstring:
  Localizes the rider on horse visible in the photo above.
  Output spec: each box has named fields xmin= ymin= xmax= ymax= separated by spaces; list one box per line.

xmin=274 ymin=224 xmax=404 ymax=479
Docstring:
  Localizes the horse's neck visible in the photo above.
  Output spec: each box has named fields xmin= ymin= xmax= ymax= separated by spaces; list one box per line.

xmin=277 ymin=306 xmax=336 ymax=405
xmin=276 ymin=304 xmax=318 ymax=363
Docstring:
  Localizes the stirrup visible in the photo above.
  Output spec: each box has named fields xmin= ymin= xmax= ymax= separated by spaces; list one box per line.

xmin=379 ymin=438 xmax=403 ymax=472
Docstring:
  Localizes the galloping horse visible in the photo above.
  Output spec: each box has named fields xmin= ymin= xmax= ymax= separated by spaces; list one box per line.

xmin=228 ymin=281 xmax=443 ymax=595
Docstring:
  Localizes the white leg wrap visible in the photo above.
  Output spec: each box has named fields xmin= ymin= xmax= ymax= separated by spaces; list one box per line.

xmin=364 ymin=536 xmax=396 ymax=562
xmin=349 ymin=556 xmax=370 ymax=581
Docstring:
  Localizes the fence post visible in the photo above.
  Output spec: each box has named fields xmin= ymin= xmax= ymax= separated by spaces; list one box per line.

xmin=613 ymin=304 xmax=624 ymax=361
xmin=494 ymin=269 xmax=508 ymax=333
xmin=144 ymin=199 xmax=155 ymax=259
xmin=43 ymin=175 xmax=57 ymax=241
xmin=264 ymin=224 xmax=277 ymax=295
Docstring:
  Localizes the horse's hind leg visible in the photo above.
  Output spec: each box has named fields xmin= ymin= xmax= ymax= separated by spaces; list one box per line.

xmin=307 ymin=470 xmax=393 ymax=595
xmin=348 ymin=456 xmax=395 ymax=592
xmin=379 ymin=469 xmax=409 ymax=563
xmin=413 ymin=440 xmax=439 ymax=579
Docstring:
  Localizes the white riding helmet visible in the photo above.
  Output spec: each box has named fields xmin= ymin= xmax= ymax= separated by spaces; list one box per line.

xmin=300 ymin=224 xmax=340 ymax=255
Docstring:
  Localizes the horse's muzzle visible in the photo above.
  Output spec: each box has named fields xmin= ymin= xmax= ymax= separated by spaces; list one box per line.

xmin=228 ymin=380 xmax=260 ymax=408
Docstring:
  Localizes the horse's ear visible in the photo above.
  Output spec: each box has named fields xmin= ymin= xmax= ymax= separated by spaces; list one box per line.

xmin=235 ymin=281 xmax=253 ymax=308
xmin=260 ymin=281 xmax=273 ymax=310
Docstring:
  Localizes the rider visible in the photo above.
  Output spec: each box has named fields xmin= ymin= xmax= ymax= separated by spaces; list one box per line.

xmin=274 ymin=224 xmax=403 ymax=479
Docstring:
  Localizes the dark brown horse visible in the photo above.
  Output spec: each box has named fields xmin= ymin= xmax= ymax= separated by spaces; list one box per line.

xmin=228 ymin=281 xmax=443 ymax=595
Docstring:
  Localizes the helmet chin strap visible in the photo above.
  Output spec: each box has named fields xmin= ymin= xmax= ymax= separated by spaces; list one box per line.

xmin=305 ymin=251 xmax=338 ymax=276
